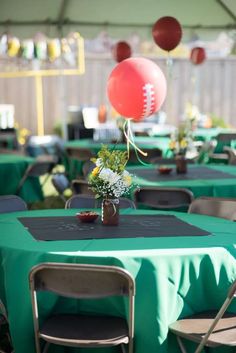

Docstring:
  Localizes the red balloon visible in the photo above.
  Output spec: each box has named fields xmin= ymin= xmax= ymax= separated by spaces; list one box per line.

xmin=190 ymin=47 xmax=206 ymax=65
xmin=113 ymin=41 xmax=132 ymax=63
xmin=107 ymin=57 xmax=167 ymax=121
xmin=152 ymin=16 xmax=182 ymax=52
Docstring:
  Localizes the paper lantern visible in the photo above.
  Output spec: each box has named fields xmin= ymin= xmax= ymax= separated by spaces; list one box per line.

xmin=113 ymin=41 xmax=132 ymax=63
xmin=152 ymin=16 xmax=182 ymax=52
xmin=107 ymin=57 xmax=167 ymax=121
xmin=190 ymin=47 xmax=206 ymax=65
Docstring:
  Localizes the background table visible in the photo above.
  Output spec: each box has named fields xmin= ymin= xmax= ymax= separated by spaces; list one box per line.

xmin=193 ymin=128 xmax=236 ymax=142
xmin=65 ymin=137 xmax=171 ymax=179
xmin=0 ymin=154 xmax=43 ymax=202
xmin=129 ymin=164 xmax=236 ymax=199
xmin=0 ymin=208 xmax=236 ymax=353
xmin=65 ymin=137 xmax=171 ymax=156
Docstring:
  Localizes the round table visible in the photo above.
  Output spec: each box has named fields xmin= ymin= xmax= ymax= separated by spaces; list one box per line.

xmin=0 ymin=208 xmax=235 ymax=353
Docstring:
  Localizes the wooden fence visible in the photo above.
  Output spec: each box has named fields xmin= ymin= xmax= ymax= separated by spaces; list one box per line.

xmin=0 ymin=56 xmax=235 ymax=135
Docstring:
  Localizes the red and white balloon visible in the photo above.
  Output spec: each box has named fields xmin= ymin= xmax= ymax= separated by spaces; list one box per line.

xmin=107 ymin=57 xmax=167 ymax=121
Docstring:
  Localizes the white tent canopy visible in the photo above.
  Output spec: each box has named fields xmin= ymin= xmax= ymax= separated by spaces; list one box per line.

xmin=1 ymin=0 xmax=236 ymax=40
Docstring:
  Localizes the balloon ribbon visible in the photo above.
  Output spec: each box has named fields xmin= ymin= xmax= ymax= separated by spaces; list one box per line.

xmin=123 ymin=119 xmax=154 ymax=167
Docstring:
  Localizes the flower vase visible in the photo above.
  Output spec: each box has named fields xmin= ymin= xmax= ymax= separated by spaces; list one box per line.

xmin=101 ymin=199 xmax=119 ymax=226
xmin=175 ymin=155 xmax=187 ymax=174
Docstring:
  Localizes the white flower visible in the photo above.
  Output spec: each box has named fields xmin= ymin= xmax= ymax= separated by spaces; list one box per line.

xmin=96 ymin=158 xmax=103 ymax=167
xmin=99 ymin=168 xmax=120 ymax=185
xmin=122 ymin=170 xmax=132 ymax=187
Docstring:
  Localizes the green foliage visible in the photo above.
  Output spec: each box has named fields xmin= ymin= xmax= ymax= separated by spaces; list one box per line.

xmin=91 ymin=145 xmax=128 ymax=173
xmin=210 ymin=115 xmax=229 ymax=128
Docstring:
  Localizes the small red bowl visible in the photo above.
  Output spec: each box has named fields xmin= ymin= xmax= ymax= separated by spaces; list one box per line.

xmin=76 ymin=211 xmax=99 ymax=223
xmin=158 ymin=166 xmax=173 ymax=175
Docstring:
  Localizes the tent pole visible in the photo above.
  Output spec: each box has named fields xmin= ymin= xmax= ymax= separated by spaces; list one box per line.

xmin=35 ymin=75 xmax=44 ymax=136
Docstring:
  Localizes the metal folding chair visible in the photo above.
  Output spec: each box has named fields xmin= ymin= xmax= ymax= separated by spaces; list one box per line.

xmin=188 ymin=196 xmax=236 ymax=220
xmin=0 ymin=195 xmax=27 ymax=213
xmin=134 ymin=187 xmax=194 ymax=210
xmin=169 ymin=280 xmax=236 ymax=353
xmin=16 ymin=159 xmax=56 ymax=195
xmin=29 ymin=262 xmax=135 ymax=353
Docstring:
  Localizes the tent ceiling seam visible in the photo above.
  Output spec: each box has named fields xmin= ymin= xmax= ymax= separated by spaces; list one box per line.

xmin=0 ymin=20 xmax=236 ymax=31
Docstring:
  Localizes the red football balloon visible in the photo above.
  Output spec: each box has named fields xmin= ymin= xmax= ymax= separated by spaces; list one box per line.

xmin=152 ymin=16 xmax=182 ymax=52
xmin=113 ymin=41 xmax=132 ymax=63
xmin=190 ymin=47 xmax=206 ymax=65
xmin=107 ymin=57 xmax=167 ymax=121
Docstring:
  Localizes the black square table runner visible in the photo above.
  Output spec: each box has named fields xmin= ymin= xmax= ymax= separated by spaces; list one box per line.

xmin=18 ymin=215 xmax=210 ymax=241
xmin=128 ymin=166 xmax=235 ymax=182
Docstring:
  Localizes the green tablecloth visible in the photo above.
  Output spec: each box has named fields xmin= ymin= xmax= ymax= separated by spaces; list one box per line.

xmin=0 ymin=208 xmax=236 ymax=353
xmin=0 ymin=154 xmax=43 ymax=203
xmin=129 ymin=164 xmax=236 ymax=198
xmin=193 ymin=128 xmax=236 ymax=141
xmin=65 ymin=137 xmax=171 ymax=155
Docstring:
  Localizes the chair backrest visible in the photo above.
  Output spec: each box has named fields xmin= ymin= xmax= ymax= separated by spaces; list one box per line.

xmin=26 ymin=160 xmax=55 ymax=177
xmin=65 ymin=194 xmax=136 ymax=209
xmin=29 ymin=262 xmax=135 ymax=298
xmin=188 ymin=196 xmax=236 ymax=220
xmin=134 ymin=187 xmax=194 ymax=210
xmin=51 ymin=173 xmax=70 ymax=193
xmin=213 ymin=133 xmax=236 ymax=154
xmin=71 ymin=179 xmax=94 ymax=195
xmin=217 ymin=133 xmax=236 ymax=142
xmin=16 ymin=160 xmax=56 ymax=194
xmin=0 ymin=195 xmax=27 ymax=213
xmin=82 ymin=160 xmax=96 ymax=179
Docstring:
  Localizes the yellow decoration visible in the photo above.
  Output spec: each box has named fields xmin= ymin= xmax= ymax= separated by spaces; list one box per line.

xmin=8 ymin=37 xmax=20 ymax=57
xmin=47 ymin=39 xmax=61 ymax=62
xmin=0 ymin=33 xmax=85 ymax=136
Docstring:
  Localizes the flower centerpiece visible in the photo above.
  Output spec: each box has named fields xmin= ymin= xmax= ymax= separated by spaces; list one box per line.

xmin=88 ymin=145 xmax=133 ymax=225
xmin=169 ymin=122 xmax=194 ymax=174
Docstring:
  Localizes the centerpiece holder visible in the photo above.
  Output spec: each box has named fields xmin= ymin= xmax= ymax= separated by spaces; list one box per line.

xmin=175 ymin=154 xmax=187 ymax=174
xmin=169 ymin=122 xmax=194 ymax=175
xmin=102 ymin=199 xmax=120 ymax=226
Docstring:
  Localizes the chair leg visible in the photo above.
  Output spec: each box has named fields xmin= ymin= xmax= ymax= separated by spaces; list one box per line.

xmin=177 ymin=336 xmax=188 ymax=353
xmin=121 ymin=343 xmax=127 ymax=353
xmin=42 ymin=341 xmax=50 ymax=353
